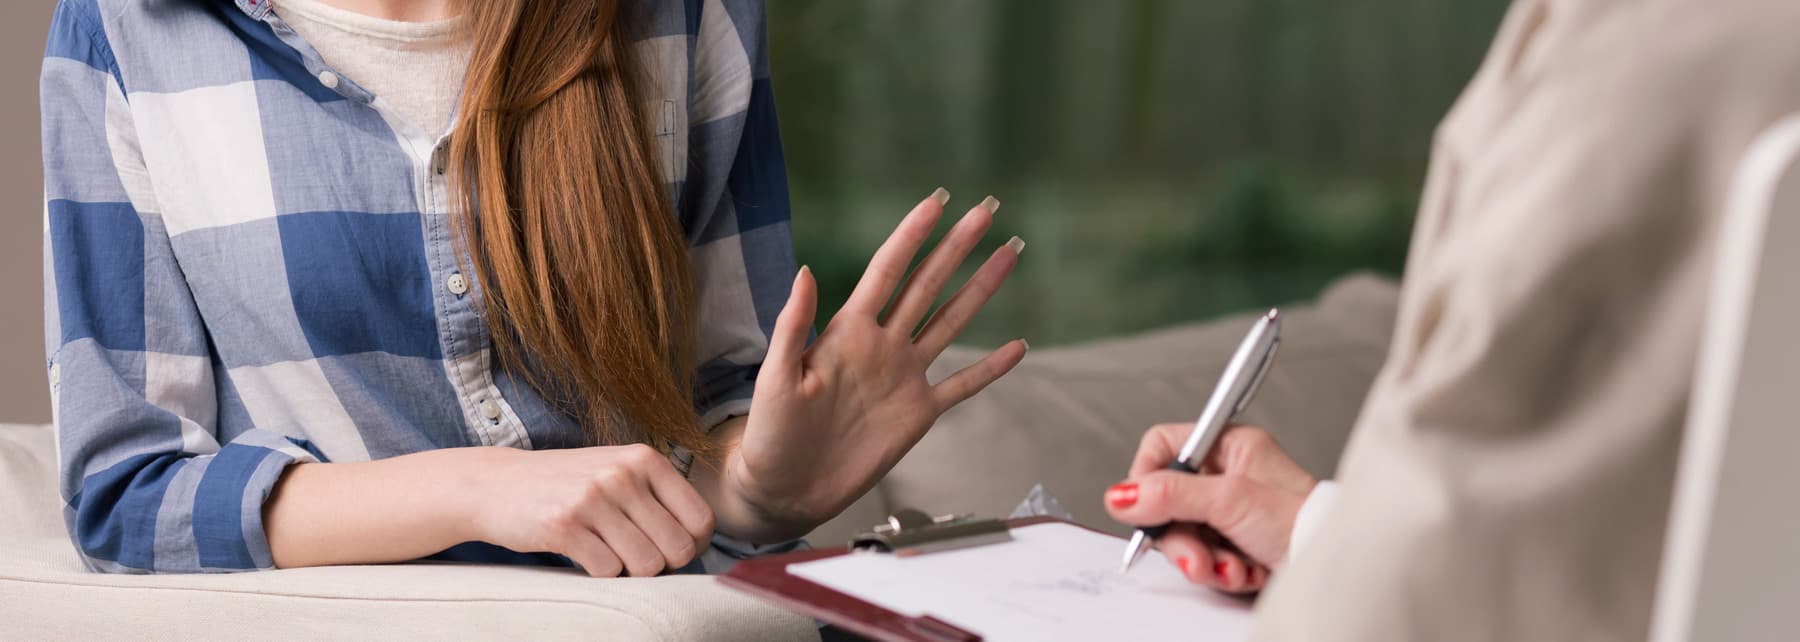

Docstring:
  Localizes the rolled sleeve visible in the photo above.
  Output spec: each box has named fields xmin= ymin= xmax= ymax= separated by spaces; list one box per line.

xmin=69 ymin=435 xmax=312 ymax=573
xmin=701 ymin=532 xmax=809 ymax=575
xmin=694 ymin=340 xmax=760 ymax=430
xmin=687 ymin=0 xmax=795 ymax=431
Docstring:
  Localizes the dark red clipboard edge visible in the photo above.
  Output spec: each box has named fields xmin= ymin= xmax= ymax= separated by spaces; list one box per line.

xmin=718 ymin=516 xmax=1112 ymax=642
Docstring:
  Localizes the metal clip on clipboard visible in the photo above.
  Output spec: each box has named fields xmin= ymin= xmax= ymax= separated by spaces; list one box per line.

xmin=850 ymin=509 xmax=1013 ymax=557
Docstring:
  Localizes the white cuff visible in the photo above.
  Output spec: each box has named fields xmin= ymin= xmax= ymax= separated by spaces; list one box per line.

xmin=1285 ymin=479 xmax=1339 ymax=567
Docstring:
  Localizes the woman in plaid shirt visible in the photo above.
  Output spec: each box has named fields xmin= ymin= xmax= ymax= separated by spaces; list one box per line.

xmin=41 ymin=0 xmax=1026 ymax=576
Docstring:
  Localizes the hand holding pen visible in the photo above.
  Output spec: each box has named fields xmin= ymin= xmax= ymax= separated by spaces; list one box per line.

xmin=1104 ymin=309 xmax=1320 ymax=593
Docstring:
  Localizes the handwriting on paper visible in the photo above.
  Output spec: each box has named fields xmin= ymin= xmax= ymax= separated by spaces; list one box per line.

xmin=1014 ymin=568 xmax=1142 ymax=596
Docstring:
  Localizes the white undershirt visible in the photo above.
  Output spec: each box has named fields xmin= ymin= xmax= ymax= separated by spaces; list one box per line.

xmin=273 ymin=0 xmax=471 ymax=137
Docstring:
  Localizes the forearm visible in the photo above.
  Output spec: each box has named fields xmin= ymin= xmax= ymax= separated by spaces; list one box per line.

xmin=263 ymin=446 xmax=495 ymax=568
xmin=689 ymin=416 xmax=814 ymax=545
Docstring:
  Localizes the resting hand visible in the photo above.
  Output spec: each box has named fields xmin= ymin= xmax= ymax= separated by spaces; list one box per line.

xmin=1105 ymin=424 xmax=1315 ymax=593
xmin=468 ymin=445 xmax=714 ymax=577
xmin=726 ymin=190 xmax=1027 ymax=539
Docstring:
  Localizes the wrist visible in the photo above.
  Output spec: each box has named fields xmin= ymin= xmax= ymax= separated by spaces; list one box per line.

xmin=432 ymin=446 xmax=519 ymax=545
xmin=716 ymin=452 xmax=820 ymax=544
xmin=690 ymin=417 xmax=820 ymax=544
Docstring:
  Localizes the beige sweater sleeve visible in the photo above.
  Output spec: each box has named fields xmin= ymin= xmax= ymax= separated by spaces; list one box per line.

xmin=1249 ymin=1 xmax=1800 ymax=640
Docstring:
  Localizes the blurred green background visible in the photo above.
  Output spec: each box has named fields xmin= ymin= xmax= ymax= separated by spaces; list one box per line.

xmin=769 ymin=0 xmax=1512 ymax=347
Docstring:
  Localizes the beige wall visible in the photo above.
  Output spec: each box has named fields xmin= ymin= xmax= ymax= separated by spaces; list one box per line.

xmin=1 ymin=1 xmax=56 ymax=424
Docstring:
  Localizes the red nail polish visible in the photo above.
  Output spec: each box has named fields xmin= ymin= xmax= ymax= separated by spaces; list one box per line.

xmin=1176 ymin=556 xmax=1191 ymax=576
xmin=1214 ymin=561 xmax=1230 ymax=581
xmin=1105 ymin=482 xmax=1138 ymax=508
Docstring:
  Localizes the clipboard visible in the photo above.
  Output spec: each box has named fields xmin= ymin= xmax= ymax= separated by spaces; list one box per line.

xmin=720 ymin=512 xmax=1122 ymax=642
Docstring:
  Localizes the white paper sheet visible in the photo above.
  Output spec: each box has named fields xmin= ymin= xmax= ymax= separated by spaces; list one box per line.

xmin=788 ymin=522 xmax=1253 ymax=640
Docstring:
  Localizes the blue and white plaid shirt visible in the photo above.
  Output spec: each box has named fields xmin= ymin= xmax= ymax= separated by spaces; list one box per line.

xmin=42 ymin=0 xmax=795 ymax=573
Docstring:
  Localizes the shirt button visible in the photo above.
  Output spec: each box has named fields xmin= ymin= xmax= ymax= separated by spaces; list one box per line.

xmin=447 ymin=273 xmax=469 ymax=296
xmin=49 ymin=363 xmax=60 ymax=387
xmin=479 ymin=399 xmax=502 ymax=422
xmin=317 ymin=70 xmax=340 ymax=89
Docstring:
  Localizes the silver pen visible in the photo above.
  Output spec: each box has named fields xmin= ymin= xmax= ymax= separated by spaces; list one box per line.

xmin=1119 ymin=308 xmax=1281 ymax=573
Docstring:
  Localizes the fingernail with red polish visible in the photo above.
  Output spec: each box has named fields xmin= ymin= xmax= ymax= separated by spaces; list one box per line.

xmin=1215 ymin=561 xmax=1230 ymax=582
xmin=1176 ymin=556 xmax=1191 ymax=577
xmin=1105 ymin=482 xmax=1138 ymax=508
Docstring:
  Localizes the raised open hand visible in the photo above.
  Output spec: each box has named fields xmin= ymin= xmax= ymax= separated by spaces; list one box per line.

xmin=728 ymin=189 xmax=1027 ymax=535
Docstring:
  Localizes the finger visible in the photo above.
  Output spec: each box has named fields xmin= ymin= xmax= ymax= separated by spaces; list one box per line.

xmin=618 ymin=486 xmax=703 ymax=569
xmin=1201 ymin=425 xmax=1268 ymax=475
xmin=1207 ymin=426 xmax=1316 ymax=495
xmin=882 ymin=197 xmax=998 ymax=333
xmin=636 ymin=448 xmax=717 ymax=547
xmin=842 ymin=189 xmax=948 ymax=315
xmin=560 ymin=528 xmax=624 ymax=578
xmin=1153 ymin=523 xmax=1221 ymax=588
xmin=1245 ymin=563 xmax=1271 ymax=591
xmin=763 ymin=266 xmax=818 ymax=382
xmin=1130 ymin=423 xmax=1194 ymax=478
xmin=1210 ymin=548 xmax=1251 ymax=593
xmin=930 ymin=338 xmax=1028 ymax=411
xmin=913 ymin=238 xmax=1023 ymax=357
xmin=588 ymin=503 xmax=669 ymax=577
xmin=1191 ymin=521 xmax=1265 ymax=593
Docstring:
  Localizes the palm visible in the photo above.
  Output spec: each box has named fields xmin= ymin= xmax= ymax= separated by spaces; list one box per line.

xmin=731 ymin=193 xmax=1027 ymax=528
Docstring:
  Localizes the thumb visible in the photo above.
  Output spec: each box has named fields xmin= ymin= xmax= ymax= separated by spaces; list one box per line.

xmin=764 ymin=266 xmax=817 ymax=381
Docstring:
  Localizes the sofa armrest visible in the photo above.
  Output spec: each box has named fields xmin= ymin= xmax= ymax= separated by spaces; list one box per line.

xmin=0 ymin=423 xmax=818 ymax=640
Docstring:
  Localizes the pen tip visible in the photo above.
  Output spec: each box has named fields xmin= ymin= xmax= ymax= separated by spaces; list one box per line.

xmin=1120 ymin=532 xmax=1147 ymax=574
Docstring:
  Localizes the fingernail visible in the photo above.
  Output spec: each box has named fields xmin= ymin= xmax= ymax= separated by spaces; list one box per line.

xmin=930 ymin=187 xmax=951 ymax=205
xmin=796 ymin=265 xmax=810 ymax=280
xmin=1175 ymin=556 xmax=1191 ymax=577
xmin=1004 ymin=236 xmax=1026 ymax=255
xmin=1105 ymin=482 xmax=1138 ymax=508
xmin=1019 ymin=339 xmax=1030 ymax=352
xmin=980 ymin=195 xmax=1001 ymax=213
xmin=1214 ymin=561 xmax=1230 ymax=582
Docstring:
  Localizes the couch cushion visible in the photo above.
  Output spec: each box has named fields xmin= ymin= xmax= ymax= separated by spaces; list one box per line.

xmin=810 ymin=273 xmax=1400 ymax=543
xmin=0 ymin=423 xmax=816 ymax=641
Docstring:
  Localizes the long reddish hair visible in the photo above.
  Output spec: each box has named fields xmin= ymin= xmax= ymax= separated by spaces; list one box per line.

xmin=447 ymin=0 xmax=708 ymax=455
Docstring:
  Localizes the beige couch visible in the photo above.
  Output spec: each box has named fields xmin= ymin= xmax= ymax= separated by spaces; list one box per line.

xmin=0 ymin=274 xmax=1397 ymax=640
